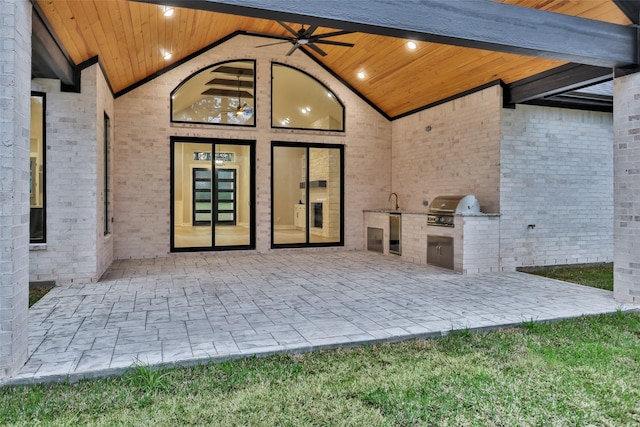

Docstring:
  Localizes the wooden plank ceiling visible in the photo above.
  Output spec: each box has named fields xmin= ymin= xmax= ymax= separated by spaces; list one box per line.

xmin=36 ymin=0 xmax=631 ymax=118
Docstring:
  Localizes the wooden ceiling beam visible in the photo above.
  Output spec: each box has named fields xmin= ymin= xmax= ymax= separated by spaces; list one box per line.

xmin=136 ymin=0 xmax=638 ymax=68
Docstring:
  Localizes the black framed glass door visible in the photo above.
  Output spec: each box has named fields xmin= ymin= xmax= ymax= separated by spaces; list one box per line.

xmin=271 ymin=142 xmax=344 ymax=248
xmin=171 ymin=137 xmax=255 ymax=251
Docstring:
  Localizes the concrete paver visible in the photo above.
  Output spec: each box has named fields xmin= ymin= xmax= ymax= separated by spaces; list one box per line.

xmin=4 ymin=251 xmax=639 ymax=385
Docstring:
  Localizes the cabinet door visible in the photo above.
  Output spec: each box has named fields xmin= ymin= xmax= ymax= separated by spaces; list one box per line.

xmin=427 ymin=235 xmax=454 ymax=270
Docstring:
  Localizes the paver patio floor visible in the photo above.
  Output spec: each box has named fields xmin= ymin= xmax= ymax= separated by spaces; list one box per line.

xmin=5 ymin=251 xmax=638 ymax=385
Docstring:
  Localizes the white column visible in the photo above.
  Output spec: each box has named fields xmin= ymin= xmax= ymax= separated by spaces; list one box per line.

xmin=0 ymin=0 xmax=31 ymax=380
xmin=613 ymin=72 xmax=640 ymax=303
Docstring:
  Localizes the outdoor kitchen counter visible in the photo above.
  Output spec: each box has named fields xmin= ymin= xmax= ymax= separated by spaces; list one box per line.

xmin=364 ymin=210 xmax=501 ymax=273
xmin=363 ymin=209 xmax=429 ymax=215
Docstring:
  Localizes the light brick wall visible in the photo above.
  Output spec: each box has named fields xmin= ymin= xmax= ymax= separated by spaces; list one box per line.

xmin=391 ymin=85 xmax=503 ymax=214
xmin=114 ymin=35 xmax=391 ymax=259
xmin=613 ymin=74 xmax=640 ymax=303
xmin=459 ymin=215 xmax=501 ymax=273
xmin=96 ymin=65 xmax=115 ymax=278
xmin=400 ymin=214 xmax=428 ymax=264
xmin=500 ymin=104 xmax=613 ymax=270
xmin=0 ymin=0 xmax=30 ymax=380
xmin=30 ymin=64 xmax=113 ymax=283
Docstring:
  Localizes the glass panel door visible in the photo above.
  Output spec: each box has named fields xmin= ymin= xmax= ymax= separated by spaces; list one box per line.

xmin=193 ymin=168 xmax=212 ymax=226
xmin=172 ymin=138 xmax=255 ymax=251
xmin=273 ymin=146 xmax=307 ymax=245
xmin=272 ymin=143 xmax=343 ymax=247
xmin=215 ymin=169 xmax=236 ymax=225
xmin=308 ymin=147 xmax=341 ymax=244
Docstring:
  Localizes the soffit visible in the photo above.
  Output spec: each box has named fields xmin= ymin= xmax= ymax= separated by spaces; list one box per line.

xmin=35 ymin=0 xmax=630 ymax=118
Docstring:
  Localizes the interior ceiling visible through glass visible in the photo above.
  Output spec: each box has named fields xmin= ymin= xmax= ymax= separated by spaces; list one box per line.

xmin=171 ymin=60 xmax=255 ymax=126
xmin=272 ymin=64 xmax=344 ymax=131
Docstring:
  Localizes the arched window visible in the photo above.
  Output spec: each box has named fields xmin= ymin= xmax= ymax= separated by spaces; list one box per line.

xmin=171 ymin=60 xmax=255 ymax=126
xmin=272 ymin=63 xmax=344 ymax=131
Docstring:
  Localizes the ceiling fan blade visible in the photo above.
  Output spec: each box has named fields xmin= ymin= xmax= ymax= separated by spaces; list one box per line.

xmin=302 ymin=25 xmax=318 ymax=38
xmin=306 ymin=42 xmax=327 ymax=57
xmin=313 ymin=40 xmax=355 ymax=47
xmin=286 ymin=43 xmax=300 ymax=56
xmin=255 ymin=40 xmax=294 ymax=48
xmin=277 ymin=21 xmax=300 ymax=37
xmin=310 ymin=30 xmax=353 ymax=40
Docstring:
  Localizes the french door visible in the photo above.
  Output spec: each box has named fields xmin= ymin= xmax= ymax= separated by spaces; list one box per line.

xmin=171 ymin=137 xmax=255 ymax=251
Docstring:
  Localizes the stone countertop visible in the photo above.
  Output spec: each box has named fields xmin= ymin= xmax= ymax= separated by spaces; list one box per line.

xmin=364 ymin=209 xmax=500 ymax=217
xmin=363 ymin=209 xmax=429 ymax=215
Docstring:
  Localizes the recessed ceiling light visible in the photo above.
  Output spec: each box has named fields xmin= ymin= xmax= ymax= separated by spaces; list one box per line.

xmin=357 ymin=71 xmax=366 ymax=79
xmin=163 ymin=51 xmax=172 ymax=60
xmin=407 ymin=41 xmax=417 ymax=50
xmin=163 ymin=7 xmax=174 ymax=17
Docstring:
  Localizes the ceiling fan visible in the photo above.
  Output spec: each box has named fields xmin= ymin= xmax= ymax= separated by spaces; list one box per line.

xmin=219 ymin=76 xmax=252 ymax=117
xmin=256 ymin=21 xmax=354 ymax=56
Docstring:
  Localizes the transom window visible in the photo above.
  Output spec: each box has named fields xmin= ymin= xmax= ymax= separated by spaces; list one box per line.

xmin=171 ymin=60 xmax=255 ymax=126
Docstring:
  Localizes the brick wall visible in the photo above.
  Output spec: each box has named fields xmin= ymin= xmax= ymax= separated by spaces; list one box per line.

xmin=30 ymin=64 xmax=113 ymax=283
xmin=500 ymin=104 xmax=613 ymax=270
xmin=114 ymin=34 xmax=391 ymax=259
xmin=391 ymin=85 xmax=502 ymax=214
xmin=96 ymin=65 xmax=115 ymax=278
xmin=0 ymin=0 xmax=30 ymax=380
xmin=613 ymin=74 xmax=640 ymax=303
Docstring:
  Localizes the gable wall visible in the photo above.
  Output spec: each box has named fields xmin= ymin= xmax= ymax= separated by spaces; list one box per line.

xmin=113 ymin=35 xmax=392 ymax=259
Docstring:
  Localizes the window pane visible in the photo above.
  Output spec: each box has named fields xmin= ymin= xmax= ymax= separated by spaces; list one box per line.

xmin=273 ymin=146 xmax=307 ymax=245
xmin=217 ymin=213 xmax=234 ymax=221
xmin=171 ymin=60 xmax=255 ymax=126
xmin=309 ymin=147 xmax=341 ymax=244
xmin=272 ymin=64 xmax=344 ymax=131
xmin=173 ymin=143 xmax=212 ymax=248
xmin=30 ymin=94 xmax=45 ymax=243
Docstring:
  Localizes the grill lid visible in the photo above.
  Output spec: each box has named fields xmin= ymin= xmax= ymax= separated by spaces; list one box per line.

xmin=428 ymin=195 xmax=480 ymax=214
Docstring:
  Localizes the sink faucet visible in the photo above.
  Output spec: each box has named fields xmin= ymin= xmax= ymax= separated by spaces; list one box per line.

xmin=388 ymin=192 xmax=399 ymax=211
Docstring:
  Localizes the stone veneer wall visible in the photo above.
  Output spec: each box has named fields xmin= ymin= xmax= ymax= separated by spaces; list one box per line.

xmin=391 ymin=85 xmax=503 ymax=214
xmin=613 ymin=74 xmax=640 ymax=303
xmin=114 ymin=35 xmax=391 ymax=259
xmin=500 ymin=104 xmax=613 ymax=269
xmin=30 ymin=64 xmax=115 ymax=283
xmin=0 ymin=0 xmax=30 ymax=380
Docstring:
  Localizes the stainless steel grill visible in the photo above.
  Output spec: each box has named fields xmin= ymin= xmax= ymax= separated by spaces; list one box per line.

xmin=427 ymin=195 xmax=480 ymax=227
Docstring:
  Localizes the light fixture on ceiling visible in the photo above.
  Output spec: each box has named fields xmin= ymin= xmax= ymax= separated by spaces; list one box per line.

xmin=357 ymin=71 xmax=366 ymax=80
xmin=407 ymin=41 xmax=417 ymax=50
xmin=163 ymin=51 xmax=172 ymax=60
xmin=233 ymin=76 xmax=249 ymax=116
xmin=163 ymin=6 xmax=174 ymax=17
xmin=215 ymin=144 xmax=225 ymax=167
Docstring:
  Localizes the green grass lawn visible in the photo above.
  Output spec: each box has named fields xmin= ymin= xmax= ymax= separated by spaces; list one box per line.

xmin=28 ymin=285 xmax=54 ymax=307
xmin=525 ymin=263 xmax=613 ymax=291
xmin=8 ymin=264 xmax=635 ymax=426
xmin=1 ymin=312 xmax=639 ymax=426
